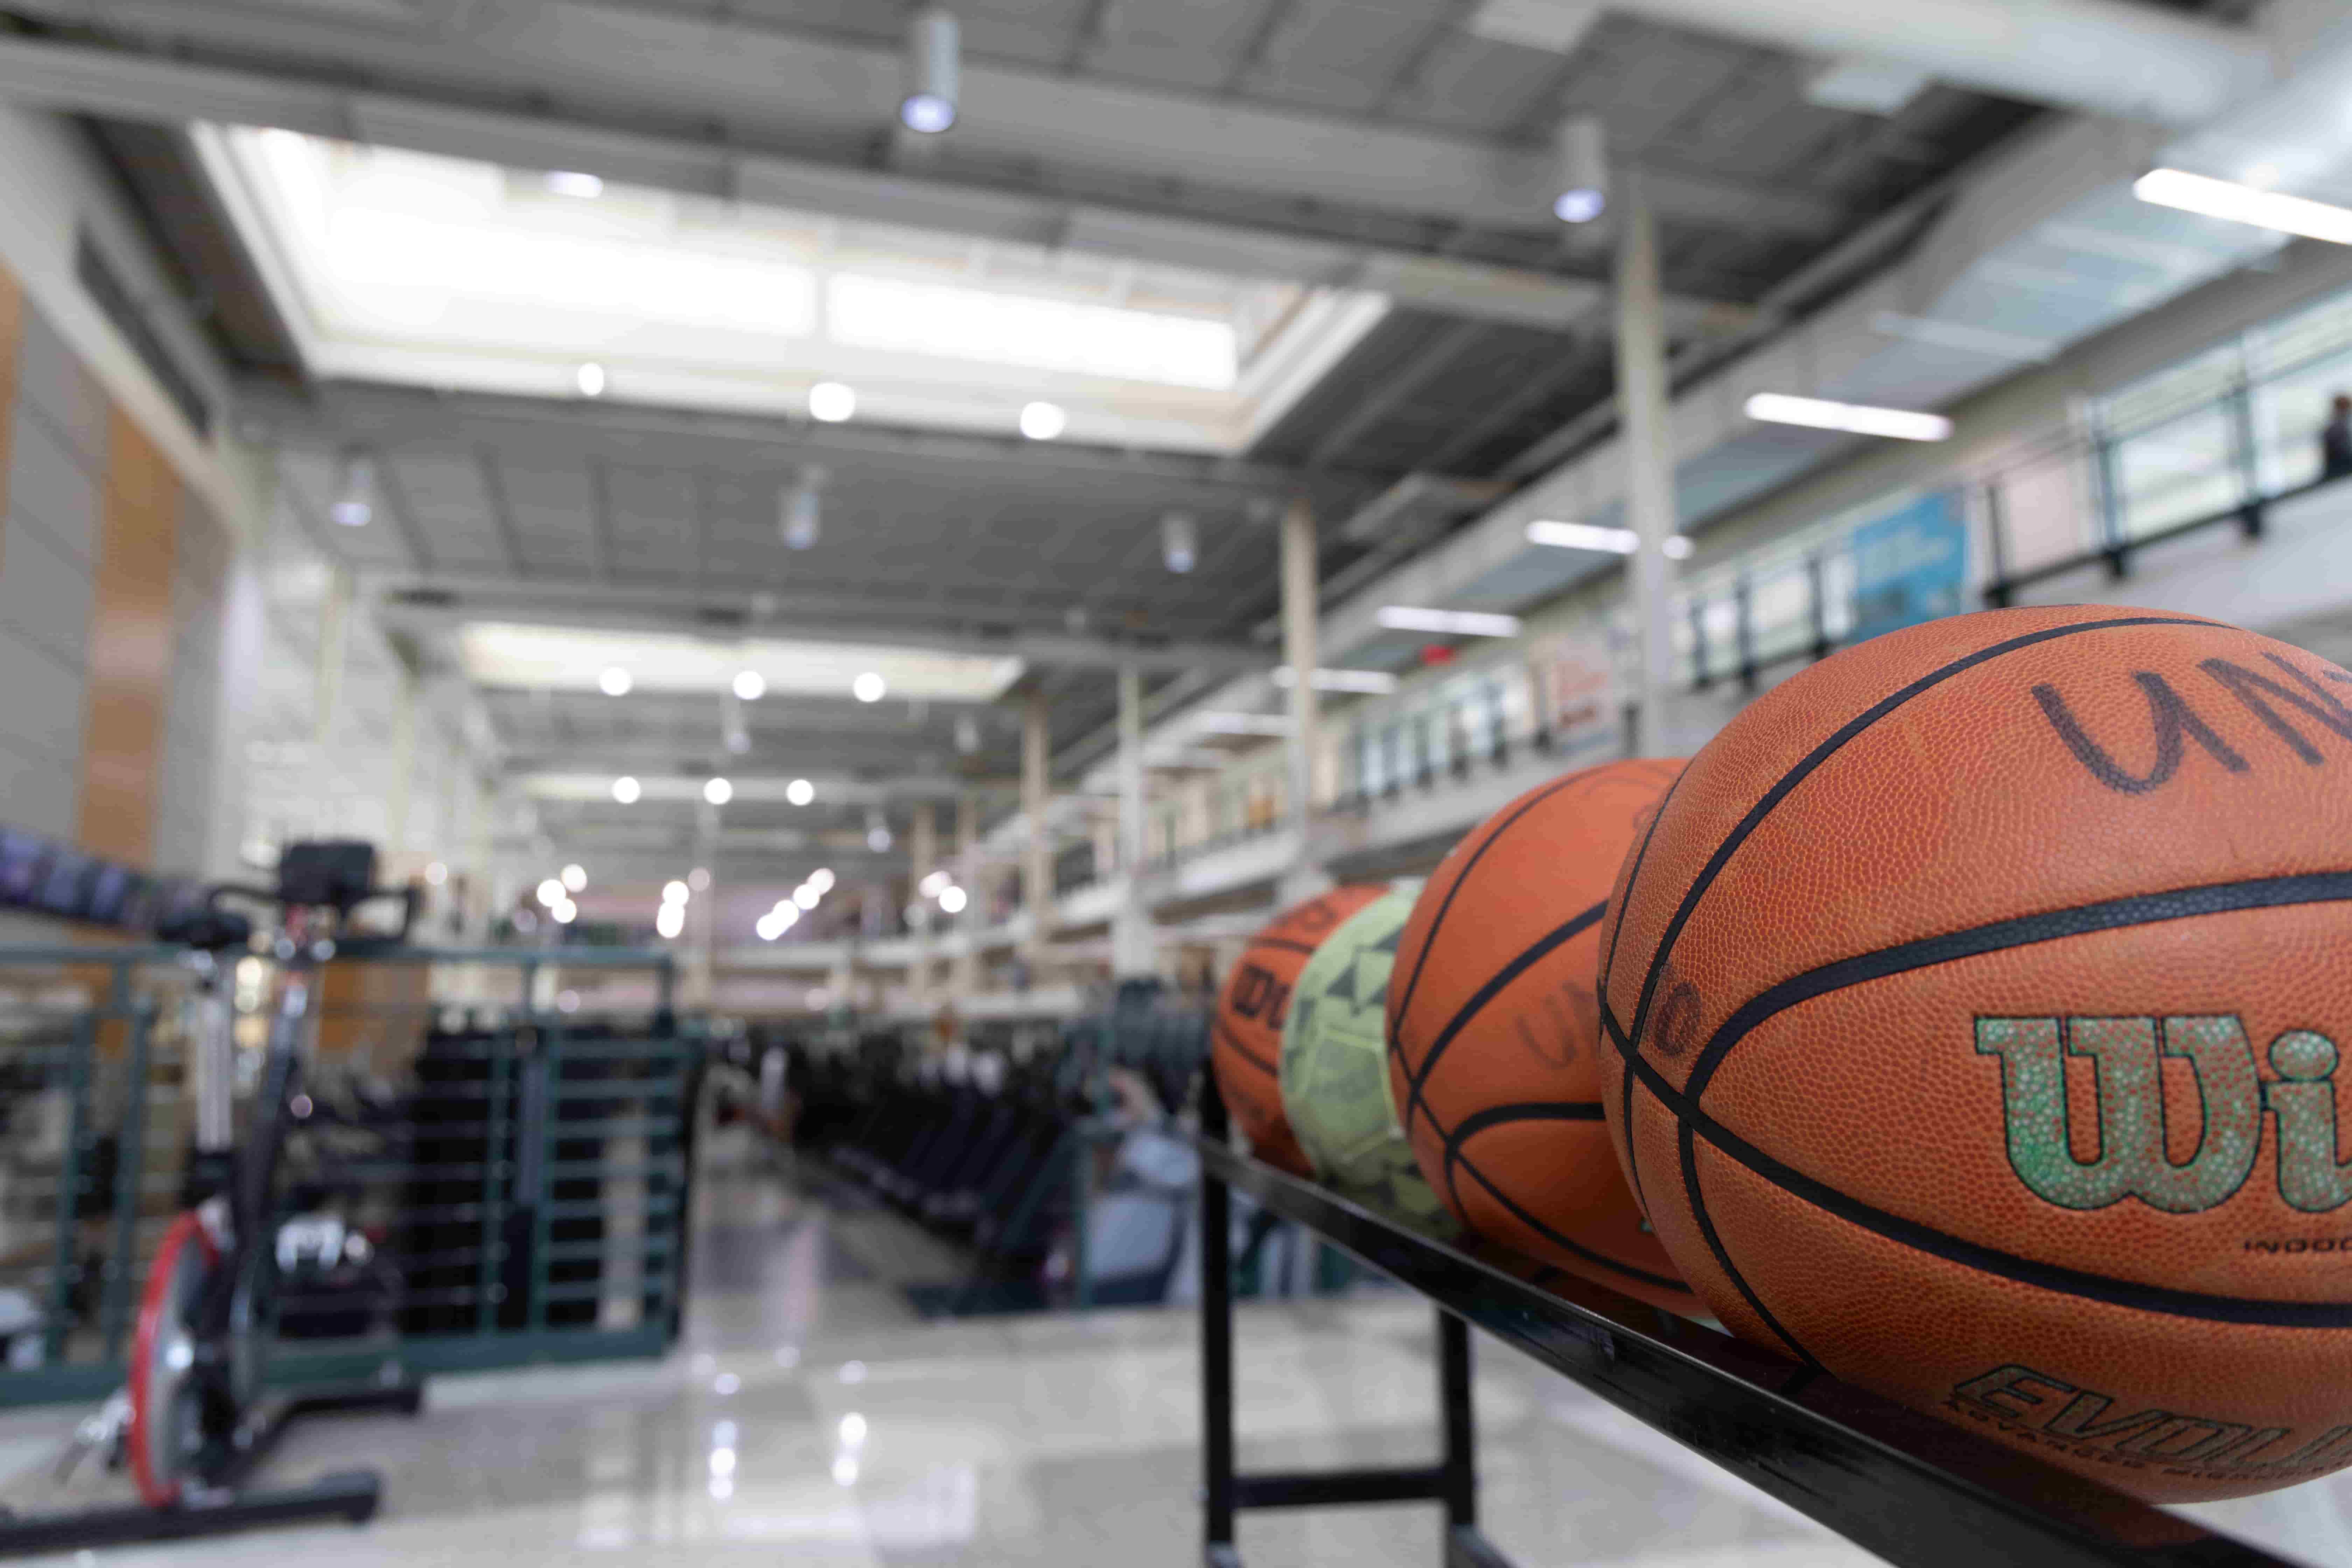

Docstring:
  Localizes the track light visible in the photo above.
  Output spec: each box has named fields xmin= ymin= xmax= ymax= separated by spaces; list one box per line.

xmin=780 ymin=467 xmax=826 ymax=550
xmin=330 ymin=452 xmax=375 ymax=527
xmin=900 ymin=7 xmax=960 ymax=134
xmin=1551 ymin=115 xmax=1608 ymax=224
xmin=1161 ymin=512 xmax=1197 ymax=574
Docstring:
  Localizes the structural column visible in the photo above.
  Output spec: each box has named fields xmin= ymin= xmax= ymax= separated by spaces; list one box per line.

xmin=1022 ymin=695 xmax=1051 ymax=968
xmin=1112 ymin=664 xmax=1154 ymax=978
xmin=1615 ymin=175 xmax=1678 ymax=758
xmin=312 ymin=563 xmax=353 ymax=832
xmin=951 ymin=791 xmax=980 ymax=1001
xmin=910 ymin=800 xmax=938 ymax=1011
xmin=1279 ymin=498 xmax=1331 ymax=901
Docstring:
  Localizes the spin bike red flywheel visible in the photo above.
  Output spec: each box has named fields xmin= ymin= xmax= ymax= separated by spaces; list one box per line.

xmin=127 ymin=1211 xmax=220 ymax=1507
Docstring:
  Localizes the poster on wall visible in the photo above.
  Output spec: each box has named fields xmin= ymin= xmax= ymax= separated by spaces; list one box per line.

xmin=1847 ymin=489 xmax=1969 ymax=643
xmin=1533 ymin=630 xmax=1618 ymax=753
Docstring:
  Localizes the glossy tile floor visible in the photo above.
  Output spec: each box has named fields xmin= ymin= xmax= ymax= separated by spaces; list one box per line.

xmin=4 ymin=1133 xmax=2352 ymax=1566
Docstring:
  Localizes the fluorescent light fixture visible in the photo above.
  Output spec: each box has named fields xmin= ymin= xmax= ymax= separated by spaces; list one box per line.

xmin=733 ymin=670 xmax=766 ymax=701
xmin=786 ymin=778 xmax=815 ymax=806
xmin=1271 ymin=667 xmax=1400 ymax=695
xmin=939 ymin=886 xmax=967 ymax=914
xmin=1197 ymin=712 xmax=1291 ymax=736
xmin=1525 ymin=519 xmax=1638 ymax=553
xmin=537 ymin=878 xmax=565 ymax=907
xmin=598 ymin=666 xmax=632 ymax=696
xmin=1744 ymin=392 xmax=1951 ymax=442
xmin=1162 ymin=512 xmax=1197 ymax=574
xmin=809 ymin=868 xmax=835 ymax=892
xmin=1552 ymin=115 xmax=1607 ymax=224
xmin=576 ymin=362 xmax=607 ymax=398
xmin=545 ymin=170 xmax=603 ymax=198
xmin=2134 ymin=166 xmax=2352 ymax=245
xmin=611 ymin=775 xmax=642 ymax=804
xmin=460 ymin=624 xmax=1021 ymax=702
xmin=852 ymin=672 xmax=887 ymax=704
xmin=703 ymin=777 xmax=734 ymax=805
xmin=330 ymin=453 xmax=375 ymax=527
xmin=1020 ymin=401 xmax=1069 ymax=440
xmin=808 ymin=382 xmax=856 ymax=423
xmin=663 ymin=880 xmax=690 ymax=904
xmin=900 ymin=7 xmax=959 ymax=134
xmin=560 ymin=863 xmax=587 ymax=892
xmin=1377 ymin=606 xmax=1522 ymax=638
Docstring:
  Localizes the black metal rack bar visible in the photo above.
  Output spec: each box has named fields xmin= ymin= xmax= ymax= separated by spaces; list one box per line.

xmin=1192 ymin=1078 xmax=2294 ymax=1568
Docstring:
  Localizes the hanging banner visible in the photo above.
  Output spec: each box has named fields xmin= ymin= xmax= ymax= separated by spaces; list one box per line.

xmin=1532 ymin=629 xmax=1618 ymax=752
xmin=1848 ymin=489 xmax=1969 ymax=643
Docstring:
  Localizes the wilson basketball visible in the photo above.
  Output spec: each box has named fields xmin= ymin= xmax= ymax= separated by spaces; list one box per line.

xmin=1281 ymin=887 xmax=1453 ymax=1236
xmin=1213 ymin=884 xmax=1385 ymax=1175
xmin=1387 ymin=760 xmax=1700 ymax=1314
xmin=1600 ymin=604 xmax=2352 ymax=1501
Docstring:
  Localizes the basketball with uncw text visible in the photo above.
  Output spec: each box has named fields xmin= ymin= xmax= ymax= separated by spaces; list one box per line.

xmin=1600 ymin=604 xmax=2352 ymax=1501
xmin=1387 ymin=758 xmax=1700 ymax=1314
xmin=1212 ymin=884 xmax=1386 ymax=1175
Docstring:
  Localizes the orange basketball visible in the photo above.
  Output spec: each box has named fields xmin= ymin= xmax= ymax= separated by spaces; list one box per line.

xmin=1214 ymin=885 xmax=1386 ymax=1175
xmin=1600 ymin=605 xmax=2352 ymax=1501
xmin=1386 ymin=760 xmax=1699 ymax=1315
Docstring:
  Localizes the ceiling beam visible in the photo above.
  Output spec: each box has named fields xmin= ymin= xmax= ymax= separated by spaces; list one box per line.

xmin=0 ymin=30 xmax=1759 ymax=335
xmin=374 ymin=580 xmax=1279 ymax=676
xmin=235 ymin=380 xmax=1374 ymax=502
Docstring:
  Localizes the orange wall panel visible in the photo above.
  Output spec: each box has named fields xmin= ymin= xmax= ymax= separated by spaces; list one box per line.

xmin=77 ymin=405 xmax=181 ymax=867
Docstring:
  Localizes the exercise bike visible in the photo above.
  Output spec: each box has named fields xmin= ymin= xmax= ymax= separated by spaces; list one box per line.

xmin=0 ymin=841 xmax=425 ymax=1555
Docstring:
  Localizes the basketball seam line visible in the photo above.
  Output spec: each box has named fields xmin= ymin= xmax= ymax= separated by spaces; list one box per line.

xmin=1611 ymin=614 xmax=2222 ymax=1211
xmin=1679 ymin=1119 xmax=1822 ymax=1366
xmin=1388 ymin=767 xmax=1619 ymax=1051
xmin=1614 ymin=866 xmax=2352 ymax=1331
xmin=1399 ymin=899 xmax=1608 ymax=1141
xmin=1213 ymin=1019 xmax=1278 ymax=1080
xmin=1604 ymin=771 xmax=1687 ymax=1216
xmin=1443 ymin=1119 xmax=1696 ymax=1295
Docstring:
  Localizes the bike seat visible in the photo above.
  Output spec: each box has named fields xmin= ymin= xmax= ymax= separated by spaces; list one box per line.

xmin=157 ymin=908 xmax=254 ymax=952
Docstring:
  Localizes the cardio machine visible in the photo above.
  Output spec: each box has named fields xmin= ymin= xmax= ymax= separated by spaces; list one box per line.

xmin=0 ymin=841 xmax=425 ymax=1555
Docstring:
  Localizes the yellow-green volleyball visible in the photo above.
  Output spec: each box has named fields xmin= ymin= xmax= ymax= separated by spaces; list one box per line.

xmin=1278 ymin=886 xmax=1453 ymax=1237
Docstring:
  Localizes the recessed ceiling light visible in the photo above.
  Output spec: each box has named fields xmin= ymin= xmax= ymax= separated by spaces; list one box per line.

xmin=576 ymin=362 xmax=607 ymax=397
xmin=733 ymin=670 xmax=766 ymax=700
xmin=599 ymin=666 xmax=632 ymax=696
xmin=545 ymin=170 xmax=604 ymax=198
xmin=611 ymin=775 xmax=641 ymax=804
xmin=703 ymin=776 xmax=733 ymax=807
xmin=1019 ymin=401 xmax=1068 ymax=440
xmin=852 ymin=672 xmax=887 ymax=703
xmin=560 ymin=863 xmax=586 ymax=891
xmin=663 ymin=880 xmax=689 ymax=904
xmin=787 ymin=778 xmax=815 ymax=806
xmin=808 ymin=382 xmax=856 ymax=423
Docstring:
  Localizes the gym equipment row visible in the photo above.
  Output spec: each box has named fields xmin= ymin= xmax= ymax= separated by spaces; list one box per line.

xmin=788 ymin=994 xmax=1210 ymax=1313
xmin=1190 ymin=1071 xmax=2294 ymax=1568
xmin=0 ymin=844 xmax=700 ymax=1555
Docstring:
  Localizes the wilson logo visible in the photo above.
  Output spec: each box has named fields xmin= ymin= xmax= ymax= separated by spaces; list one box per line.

xmin=1976 ymin=1015 xmax=2352 ymax=1214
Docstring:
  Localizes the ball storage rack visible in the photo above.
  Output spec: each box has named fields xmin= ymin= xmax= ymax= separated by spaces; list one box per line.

xmin=1192 ymin=1075 xmax=2295 ymax=1568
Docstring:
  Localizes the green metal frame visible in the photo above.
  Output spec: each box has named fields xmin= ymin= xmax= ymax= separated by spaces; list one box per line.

xmin=0 ymin=945 xmax=696 ymax=1409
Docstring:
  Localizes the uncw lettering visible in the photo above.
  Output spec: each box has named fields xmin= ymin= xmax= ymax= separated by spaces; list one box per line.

xmin=1976 ymin=1015 xmax=2352 ymax=1214
xmin=2034 ymin=653 xmax=2352 ymax=794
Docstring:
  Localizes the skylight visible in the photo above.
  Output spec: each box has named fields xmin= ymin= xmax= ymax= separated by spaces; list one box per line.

xmin=195 ymin=127 xmax=1356 ymax=449
xmin=457 ymin=623 xmax=1023 ymax=704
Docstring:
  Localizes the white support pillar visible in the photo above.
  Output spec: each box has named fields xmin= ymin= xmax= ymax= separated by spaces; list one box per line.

xmin=1279 ymin=499 xmax=1331 ymax=902
xmin=910 ymin=800 xmax=938 ymax=1010
xmin=1615 ymin=175 xmax=1678 ymax=759
xmin=312 ymin=564 xmax=353 ymax=835
xmin=1022 ymin=694 xmax=1051 ymax=964
xmin=385 ymin=667 xmax=418 ymax=864
xmin=1113 ymin=664 xmax=1154 ymax=978
xmin=951 ymin=792 xmax=979 ymax=1001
